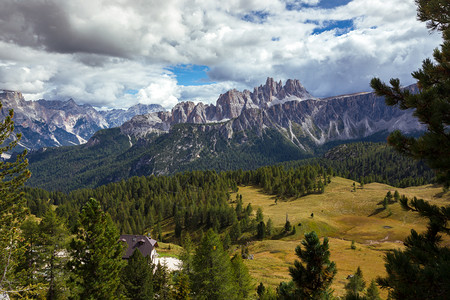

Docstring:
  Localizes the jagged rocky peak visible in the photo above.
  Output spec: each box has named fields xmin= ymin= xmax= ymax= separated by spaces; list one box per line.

xmin=213 ymin=78 xmax=314 ymax=120
xmin=121 ymin=77 xmax=317 ymax=135
xmin=253 ymin=77 xmax=314 ymax=106
xmin=0 ymin=90 xmax=26 ymax=107
xmin=215 ymin=89 xmax=253 ymax=120
xmin=171 ymin=101 xmax=197 ymax=123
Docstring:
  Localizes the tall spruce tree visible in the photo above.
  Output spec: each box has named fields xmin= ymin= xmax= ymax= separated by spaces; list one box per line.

xmin=344 ymin=267 xmax=366 ymax=299
xmin=365 ymin=280 xmax=381 ymax=300
xmin=230 ymin=254 xmax=253 ymax=299
xmin=121 ymin=249 xmax=153 ymax=300
xmin=68 ymin=198 xmax=125 ymax=299
xmin=370 ymin=0 xmax=450 ymax=188
xmin=171 ymin=272 xmax=191 ymax=300
xmin=15 ymin=218 xmax=42 ymax=290
xmin=39 ymin=209 xmax=69 ymax=300
xmin=180 ymin=233 xmax=194 ymax=275
xmin=288 ymin=231 xmax=337 ymax=299
xmin=0 ymin=104 xmax=32 ymax=297
xmin=191 ymin=229 xmax=236 ymax=299
xmin=153 ymin=261 xmax=171 ymax=299
xmin=370 ymin=1 xmax=450 ymax=299
xmin=376 ymin=196 xmax=450 ymax=299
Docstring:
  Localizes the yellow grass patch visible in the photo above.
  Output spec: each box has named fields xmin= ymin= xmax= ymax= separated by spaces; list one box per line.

xmin=236 ymin=177 xmax=449 ymax=298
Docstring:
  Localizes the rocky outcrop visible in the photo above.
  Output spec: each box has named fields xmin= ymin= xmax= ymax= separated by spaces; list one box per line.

xmin=120 ymin=78 xmax=422 ymax=152
xmin=0 ymin=90 xmax=165 ymax=150
xmin=100 ymin=103 xmax=164 ymax=128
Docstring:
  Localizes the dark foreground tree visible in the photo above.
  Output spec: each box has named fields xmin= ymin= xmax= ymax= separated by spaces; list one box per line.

xmin=153 ymin=261 xmax=171 ymax=299
xmin=0 ymin=104 xmax=32 ymax=296
xmin=68 ymin=198 xmax=125 ymax=299
xmin=370 ymin=0 xmax=450 ymax=188
xmin=230 ymin=254 xmax=253 ymax=299
xmin=287 ymin=231 xmax=337 ymax=299
xmin=39 ymin=209 xmax=69 ymax=299
xmin=121 ymin=249 xmax=153 ymax=300
xmin=365 ymin=280 xmax=381 ymax=300
xmin=376 ymin=196 xmax=450 ymax=299
xmin=371 ymin=1 xmax=450 ymax=299
xmin=191 ymin=229 xmax=235 ymax=299
xmin=344 ymin=267 xmax=366 ymax=299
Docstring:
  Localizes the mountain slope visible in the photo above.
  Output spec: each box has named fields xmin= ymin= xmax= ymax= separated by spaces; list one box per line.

xmin=25 ymin=78 xmax=425 ymax=191
xmin=0 ymin=90 xmax=164 ymax=151
xmin=120 ymin=78 xmax=422 ymax=152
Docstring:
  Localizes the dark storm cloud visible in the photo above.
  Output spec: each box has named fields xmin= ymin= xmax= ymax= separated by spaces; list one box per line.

xmin=0 ymin=0 xmax=131 ymax=57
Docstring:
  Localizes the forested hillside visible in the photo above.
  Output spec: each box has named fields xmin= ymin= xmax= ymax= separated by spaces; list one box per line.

xmin=26 ymin=126 xmax=310 ymax=192
xmin=25 ymin=164 xmax=328 ymax=236
xmin=305 ymin=142 xmax=434 ymax=187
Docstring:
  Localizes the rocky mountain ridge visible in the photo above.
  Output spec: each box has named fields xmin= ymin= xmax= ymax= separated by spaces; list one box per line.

xmin=24 ymin=78 xmax=425 ymax=191
xmin=120 ymin=78 xmax=422 ymax=152
xmin=0 ymin=90 xmax=164 ymax=150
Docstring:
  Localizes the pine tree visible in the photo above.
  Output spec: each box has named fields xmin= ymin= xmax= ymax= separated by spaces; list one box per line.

xmin=15 ymin=218 xmax=41 ymax=287
xmin=68 ymin=198 xmax=125 ymax=299
xmin=393 ymin=190 xmax=400 ymax=202
xmin=376 ymin=196 xmax=450 ymax=299
xmin=266 ymin=218 xmax=274 ymax=237
xmin=153 ymin=261 xmax=171 ymax=299
xmin=256 ymin=207 xmax=264 ymax=223
xmin=0 ymin=104 xmax=32 ymax=296
xmin=365 ymin=280 xmax=381 ymax=300
xmin=171 ymin=272 xmax=191 ymax=300
xmin=277 ymin=281 xmax=296 ymax=300
xmin=191 ymin=229 xmax=236 ymax=299
xmin=230 ymin=220 xmax=241 ymax=242
xmin=180 ymin=233 xmax=194 ymax=274
xmin=284 ymin=219 xmax=292 ymax=233
xmin=370 ymin=0 xmax=450 ymax=188
xmin=288 ymin=231 xmax=337 ymax=299
xmin=344 ymin=267 xmax=366 ymax=299
xmin=231 ymin=254 xmax=253 ymax=299
xmin=257 ymin=221 xmax=266 ymax=240
xmin=371 ymin=3 xmax=450 ymax=298
xmin=222 ymin=232 xmax=231 ymax=250
xmin=121 ymin=249 xmax=153 ymax=300
xmin=39 ymin=209 xmax=69 ymax=300
xmin=257 ymin=282 xmax=266 ymax=299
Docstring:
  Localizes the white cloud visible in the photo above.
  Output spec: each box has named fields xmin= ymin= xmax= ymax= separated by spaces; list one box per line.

xmin=0 ymin=0 xmax=443 ymax=108
xmin=137 ymin=75 xmax=180 ymax=109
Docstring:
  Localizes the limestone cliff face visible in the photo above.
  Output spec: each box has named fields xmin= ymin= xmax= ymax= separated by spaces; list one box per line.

xmin=0 ymin=90 xmax=164 ymax=150
xmin=120 ymin=78 xmax=422 ymax=152
xmin=0 ymin=90 xmax=108 ymax=149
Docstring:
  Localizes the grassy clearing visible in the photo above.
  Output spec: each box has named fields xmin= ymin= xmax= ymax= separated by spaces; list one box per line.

xmin=235 ymin=177 xmax=449 ymax=297
xmin=156 ymin=242 xmax=183 ymax=259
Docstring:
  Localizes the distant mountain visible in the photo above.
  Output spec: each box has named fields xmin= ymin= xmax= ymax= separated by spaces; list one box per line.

xmin=99 ymin=103 xmax=165 ymax=128
xmin=25 ymin=78 xmax=424 ymax=191
xmin=120 ymin=77 xmax=422 ymax=151
xmin=0 ymin=90 xmax=164 ymax=151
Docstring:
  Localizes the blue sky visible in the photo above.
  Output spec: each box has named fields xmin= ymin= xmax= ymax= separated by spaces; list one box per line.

xmin=0 ymin=0 xmax=442 ymax=109
xmin=168 ymin=65 xmax=213 ymax=86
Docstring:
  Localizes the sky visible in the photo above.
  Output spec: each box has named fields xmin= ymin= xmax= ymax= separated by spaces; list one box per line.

xmin=0 ymin=0 xmax=442 ymax=110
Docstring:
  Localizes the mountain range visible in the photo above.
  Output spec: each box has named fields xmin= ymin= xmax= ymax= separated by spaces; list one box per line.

xmin=0 ymin=90 xmax=164 ymax=152
xmin=120 ymin=78 xmax=421 ymax=151
xmin=20 ymin=78 xmax=424 ymax=191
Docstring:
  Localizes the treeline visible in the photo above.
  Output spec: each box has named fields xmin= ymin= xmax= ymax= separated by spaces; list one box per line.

xmin=25 ymin=164 xmax=327 ymax=236
xmin=284 ymin=142 xmax=435 ymax=188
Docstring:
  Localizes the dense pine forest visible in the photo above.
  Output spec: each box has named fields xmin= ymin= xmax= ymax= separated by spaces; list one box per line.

xmin=25 ymin=164 xmax=328 ymax=236
xmin=24 ymin=141 xmax=435 ymax=237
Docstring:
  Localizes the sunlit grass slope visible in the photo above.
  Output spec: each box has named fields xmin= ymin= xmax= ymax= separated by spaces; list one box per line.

xmin=235 ymin=177 xmax=449 ymax=297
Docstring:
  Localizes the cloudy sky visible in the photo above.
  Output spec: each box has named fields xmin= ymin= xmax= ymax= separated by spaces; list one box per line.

xmin=0 ymin=0 xmax=442 ymax=109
